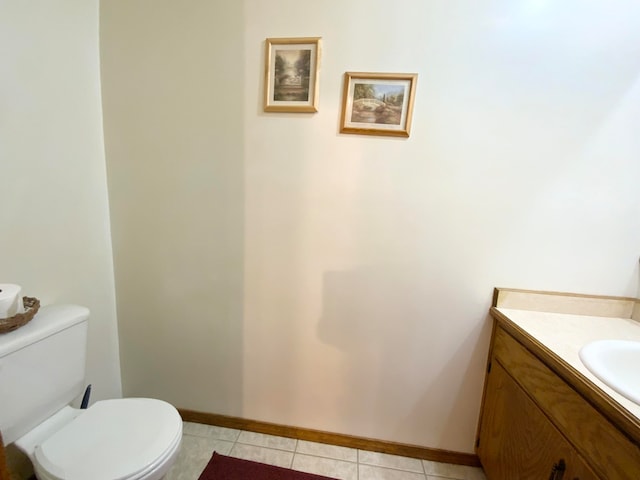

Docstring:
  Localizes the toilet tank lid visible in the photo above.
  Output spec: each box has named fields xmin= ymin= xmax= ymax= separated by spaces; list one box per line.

xmin=34 ymin=398 xmax=182 ymax=480
xmin=0 ymin=305 xmax=89 ymax=358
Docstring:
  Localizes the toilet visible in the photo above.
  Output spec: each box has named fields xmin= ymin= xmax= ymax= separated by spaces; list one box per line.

xmin=0 ymin=304 xmax=182 ymax=480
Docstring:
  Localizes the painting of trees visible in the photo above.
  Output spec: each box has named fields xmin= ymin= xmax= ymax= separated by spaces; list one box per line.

xmin=350 ymin=82 xmax=405 ymax=125
xmin=273 ymin=49 xmax=311 ymax=101
xmin=264 ymin=37 xmax=321 ymax=113
xmin=340 ymin=72 xmax=417 ymax=137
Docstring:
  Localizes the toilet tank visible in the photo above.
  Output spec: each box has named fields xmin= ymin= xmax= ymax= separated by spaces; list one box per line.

xmin=0 ymin=305 xmax=89 ymax=445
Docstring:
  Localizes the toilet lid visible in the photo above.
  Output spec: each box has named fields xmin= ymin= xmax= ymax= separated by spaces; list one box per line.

xmin=34 ymin=398 xmax=182 ymax=480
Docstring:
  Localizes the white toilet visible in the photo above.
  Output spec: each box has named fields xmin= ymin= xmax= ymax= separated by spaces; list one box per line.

xmin=0 ymin=304 xmax=182 ymax=480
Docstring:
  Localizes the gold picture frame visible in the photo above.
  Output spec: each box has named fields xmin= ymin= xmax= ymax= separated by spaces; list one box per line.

xmin=340 ymin=72 xmax=418 ymax=137
xmin=264 ymin=37 xmax=321 ymax=113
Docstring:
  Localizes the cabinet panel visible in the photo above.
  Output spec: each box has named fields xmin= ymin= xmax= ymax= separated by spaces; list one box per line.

xmin=493 ymin=327 xmax=640 ymax=480
xmin=478 ymin=361 xmax=598 ymax=480
xmin=0 ymin=433 xmax=9 ymax=480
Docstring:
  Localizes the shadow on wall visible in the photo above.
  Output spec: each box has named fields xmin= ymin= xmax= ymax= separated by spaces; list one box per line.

xmin=316 ymin=265 xmax=493 ymax=451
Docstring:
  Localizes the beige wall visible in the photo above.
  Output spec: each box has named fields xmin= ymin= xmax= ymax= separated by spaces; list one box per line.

xmin=101 ymin=0 xmax=640 ymax=453
xmin=0 ymin=1 xmax=121 ymax=401
xmin=100 ymin=0 xmax=246 ymax=415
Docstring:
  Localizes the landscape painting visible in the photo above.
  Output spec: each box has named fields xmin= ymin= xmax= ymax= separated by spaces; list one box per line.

xmin=264 ymin=37 xmax=321 ymax=113
xmin=273 ymin=49 xmax=311 ymax=102
xmin=340 ymin=72 xmax=418 ymax=137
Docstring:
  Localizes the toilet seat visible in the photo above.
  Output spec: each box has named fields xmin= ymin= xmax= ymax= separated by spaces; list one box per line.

xmin=33 ymin=398 xmax=182 ymax=480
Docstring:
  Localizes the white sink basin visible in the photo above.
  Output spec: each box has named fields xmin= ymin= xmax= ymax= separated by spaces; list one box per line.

xmin=579 ymin=340 xmax=640 ymax=406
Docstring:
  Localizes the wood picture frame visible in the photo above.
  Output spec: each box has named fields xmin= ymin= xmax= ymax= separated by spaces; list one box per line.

xmin=264 ymin=37 xmax=321 ymax=113
xmin=340 ymin=72 xmax=418 ymax=137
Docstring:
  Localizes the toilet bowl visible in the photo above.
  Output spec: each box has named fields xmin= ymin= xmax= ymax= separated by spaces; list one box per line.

xmin=17 ymin=399 xmax=182 ymax=480
xmin=0 ymin=305 xmax=183 ymax=480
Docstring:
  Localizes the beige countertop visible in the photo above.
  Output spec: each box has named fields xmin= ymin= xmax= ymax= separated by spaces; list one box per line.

xmin=495 ymin=307 xmax=640 ymax=422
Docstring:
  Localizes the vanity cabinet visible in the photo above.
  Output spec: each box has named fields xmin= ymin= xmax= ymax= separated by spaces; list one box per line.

xmin=477 ymin=320 xmax=640 ymax=480
xmin=478 ymin=353 xmax=597 ymax=479
xmin=0 ymin=433 xmax=9 ymax=480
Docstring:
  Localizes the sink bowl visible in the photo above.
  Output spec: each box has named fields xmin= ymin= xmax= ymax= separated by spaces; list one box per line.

xmin=579 ymin=340 xmax=640 ymax=406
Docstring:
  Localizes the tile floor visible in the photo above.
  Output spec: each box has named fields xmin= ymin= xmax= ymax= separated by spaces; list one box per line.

xmin=166 ymin=422 xmax=486 ymax=480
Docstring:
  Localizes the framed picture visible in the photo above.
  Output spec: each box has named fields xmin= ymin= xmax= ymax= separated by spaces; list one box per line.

xmin=340 ymin=72 xmax=418 ymax=137
xmin=264 ymin=37 xmax=321 ymax=113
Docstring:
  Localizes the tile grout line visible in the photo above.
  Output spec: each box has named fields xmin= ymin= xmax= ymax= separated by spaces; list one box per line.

xmin=230 ymin=430 xmax=239 ymax=457
xmin=422 ymin=457 xmax=431 ymax=480
xmin=289 ymin=439 xmax=298 ymax=469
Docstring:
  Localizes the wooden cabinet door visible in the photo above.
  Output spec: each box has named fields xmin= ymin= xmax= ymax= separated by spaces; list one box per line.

xmin=0 ymin=432 xmax=9 ymax=480
xmin=477 ymin=361 xmax=599 ymax=480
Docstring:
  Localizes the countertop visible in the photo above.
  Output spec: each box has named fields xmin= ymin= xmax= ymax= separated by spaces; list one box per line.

xmin=494 ymin=307 xmax=640 ymax=423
